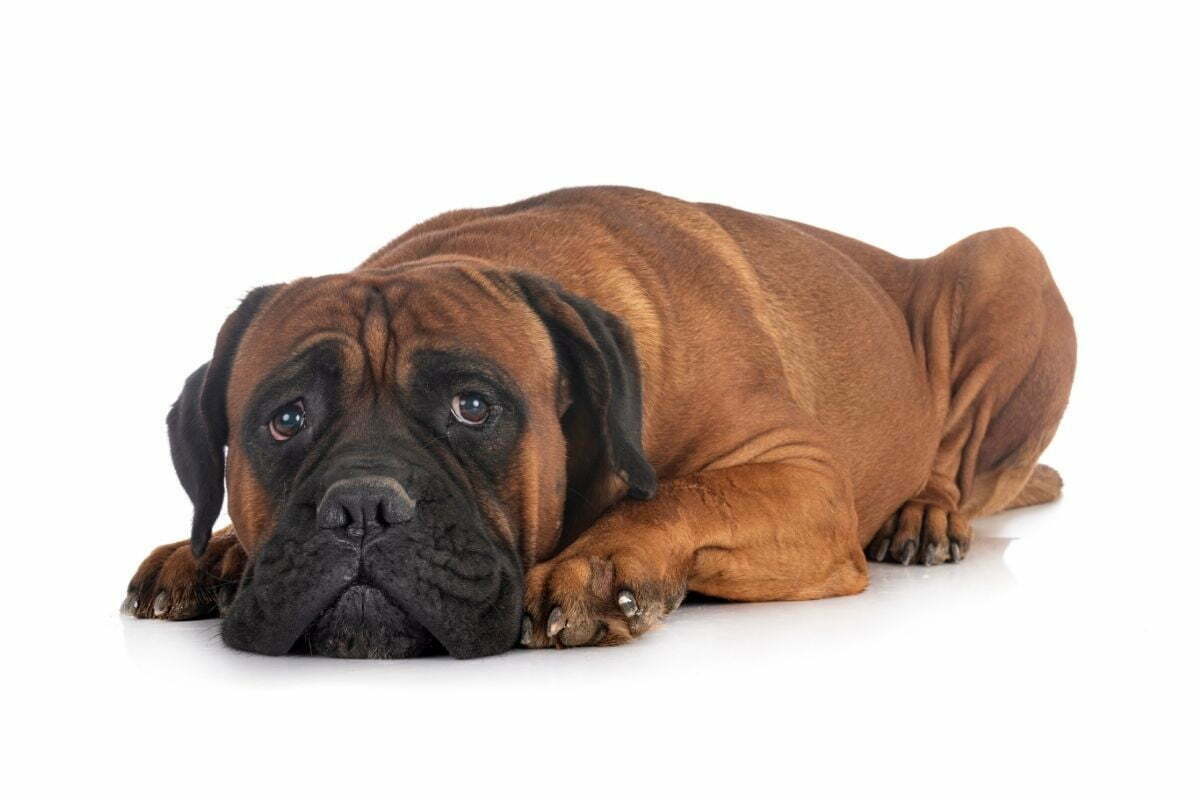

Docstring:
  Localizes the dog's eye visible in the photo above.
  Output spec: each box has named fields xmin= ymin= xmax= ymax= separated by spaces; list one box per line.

xmin=268 ymin=400 xmax=306 ymax=441
xmin=451 ymin=393 xmax=490 ymax=426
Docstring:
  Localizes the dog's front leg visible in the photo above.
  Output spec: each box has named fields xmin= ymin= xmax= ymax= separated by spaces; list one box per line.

xmin=521 ymin=458 xmax=868 ymax=648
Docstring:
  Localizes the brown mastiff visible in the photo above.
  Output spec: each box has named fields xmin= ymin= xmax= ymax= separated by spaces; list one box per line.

xmin=124 ymin=186 xmax=1075 ymax=657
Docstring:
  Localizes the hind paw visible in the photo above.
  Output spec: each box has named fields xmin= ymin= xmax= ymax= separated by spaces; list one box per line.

xmin=868 ymin=501 xmax=971 ymax=566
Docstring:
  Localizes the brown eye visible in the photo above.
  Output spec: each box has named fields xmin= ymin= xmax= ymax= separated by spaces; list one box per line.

xmin=268 ymin=400 xmax=306 ymax=441
xmin=451 ymin=393 xmax=490 ymax=426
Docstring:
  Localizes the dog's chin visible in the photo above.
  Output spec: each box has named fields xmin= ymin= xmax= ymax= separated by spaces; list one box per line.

xmin=295 ymin=584 xmax=443 ymax=659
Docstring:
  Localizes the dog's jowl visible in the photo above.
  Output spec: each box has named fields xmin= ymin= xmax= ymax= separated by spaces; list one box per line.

xmin=124 ymin=186 xmax=1076 ymax=658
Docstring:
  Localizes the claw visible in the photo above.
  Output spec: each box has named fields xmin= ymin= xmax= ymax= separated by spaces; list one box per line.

xmin=547 ymin=607 xmax=565 ymax=638
xmin=152 ymin=591 xmax=169 ymax=616
xmin=899 ymin=540 xmax=916 ymax=566
xmin=949 ymin=542 xmax=963 ymax=563
xmin=923 ymin=543 xmax=937 ymax=566
xmin=520 ymin=615 xmax=533 ymax=646
xmin=871 ymin=538 xmax=891 ymax=562
xmin=617 ymin=590 xmax=639 ymax=618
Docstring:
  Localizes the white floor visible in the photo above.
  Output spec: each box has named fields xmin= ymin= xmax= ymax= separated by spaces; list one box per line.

xmin=14 ymin=462 xmax=1193 ymax=797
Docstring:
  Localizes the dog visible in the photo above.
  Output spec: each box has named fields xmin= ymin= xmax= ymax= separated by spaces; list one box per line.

xmin=123 ymin=186 xmax=1076 ymax=658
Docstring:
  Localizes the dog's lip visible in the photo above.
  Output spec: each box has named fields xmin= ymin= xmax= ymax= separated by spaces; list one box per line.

xmin=320 ymin=580 xmax=404 ymax=614
xmin=298 ymin=582 xmax=441 ymax=658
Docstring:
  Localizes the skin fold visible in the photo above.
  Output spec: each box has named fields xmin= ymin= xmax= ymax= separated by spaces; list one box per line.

xmin=124 ymin=186 xmax=1076 ymax=657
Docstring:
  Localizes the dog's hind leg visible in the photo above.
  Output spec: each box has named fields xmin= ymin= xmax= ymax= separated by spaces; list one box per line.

xmin=1001 ymin=463 xmax=1063 ymax=511
xmin=122 ymin=526 xmax=247 ymax=620
xmin=867 ymin=228 xmax=1076 ymax=566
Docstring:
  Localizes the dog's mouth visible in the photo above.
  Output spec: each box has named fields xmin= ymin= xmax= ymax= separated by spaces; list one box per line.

xmin=295 ymin=584 xmax=443 ymax=659
xmin=220 ymin=478 xmax=525 ymax=660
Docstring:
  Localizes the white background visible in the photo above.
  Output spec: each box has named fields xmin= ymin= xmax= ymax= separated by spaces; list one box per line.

xmin=2 ymin=2 xmax=1196 ymax=797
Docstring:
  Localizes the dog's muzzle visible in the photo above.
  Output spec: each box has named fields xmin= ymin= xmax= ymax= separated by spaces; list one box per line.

xmin=220 ymin=471 xmax=523 ymax=659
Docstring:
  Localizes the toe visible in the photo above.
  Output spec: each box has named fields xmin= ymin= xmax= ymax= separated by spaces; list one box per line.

xmin=869 ymin=514 xmax=897 ymax=562
xmin=558 ymin=617 xmax=606 ymax=647
xmin=546 ymin=606 xmax=566 ymax=639
xmin=919 ymin=506 xmax=951 ymax=565
xmin=870 ymin=537 xmax=891 ymax=562
xmin=616 ymin=590 xmax=639 ymax=618
xmin=889 ymin=503 xmax=924 ymax=563
xmin=947 ymin=513 xmax=973 ymax=561
xmin=522 ymin=551 xmax=682 ymax=649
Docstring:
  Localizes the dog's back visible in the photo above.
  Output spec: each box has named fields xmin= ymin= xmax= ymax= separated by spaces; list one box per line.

xmin=364 ymin=186 xmax=1074 ymax=547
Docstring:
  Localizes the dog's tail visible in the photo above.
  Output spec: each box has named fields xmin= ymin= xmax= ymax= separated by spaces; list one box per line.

xmin=1002 ymin=464 xmax=1063 ymax=511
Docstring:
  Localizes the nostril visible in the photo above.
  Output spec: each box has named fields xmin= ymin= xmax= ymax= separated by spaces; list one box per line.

xmin=381 ymin=491 xmax=416 ymax=525
xmin=319 ymin=501 xmax=350 ymax=529
xmin=344 ymin=497 xmax=366 ymax=529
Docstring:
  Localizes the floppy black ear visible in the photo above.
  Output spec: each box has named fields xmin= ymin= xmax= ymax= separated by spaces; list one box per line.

xmin=167 ymin=285 xmax=281 ymax=556
xmin=510 ymin=273 xmax=657 ymax=502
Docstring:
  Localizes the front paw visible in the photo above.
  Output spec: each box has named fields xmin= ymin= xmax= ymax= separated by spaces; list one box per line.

xmin=521 ymin=549 xmax=686 ymax=649
xmin=122 ymin=531 xmax=246 ymax=620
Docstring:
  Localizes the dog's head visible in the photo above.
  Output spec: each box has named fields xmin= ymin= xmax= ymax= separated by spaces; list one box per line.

xmin=168 ymin=264 xmax=655 ymax=658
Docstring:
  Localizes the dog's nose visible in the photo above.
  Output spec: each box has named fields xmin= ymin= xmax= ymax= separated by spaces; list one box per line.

xmin=317 ymin=476 xmax=416 ymax=532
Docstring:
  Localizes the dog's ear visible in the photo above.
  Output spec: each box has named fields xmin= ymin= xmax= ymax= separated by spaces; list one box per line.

xmin=510 ymin=273 xmax=657 ymax=505
xmin=167 ymin=285 xmax=281 ymax=556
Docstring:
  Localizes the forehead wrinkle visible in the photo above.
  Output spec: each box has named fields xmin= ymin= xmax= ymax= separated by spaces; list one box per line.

xmin=401 ymin=287 xmax=471 ymax=338
xmin=286 ymin=329 xmax=359 ymax=356
xmin=234 ymin=321 xmax=325 ymax=379
xmin=254 ymin=283 xmax=360 ymax=356
xmin=240 ymin=327 xmax=358 ymax=383
xmin=393 ymin=270 xmax=524 ymax=339
xmin=356 ymin=286 xmax=392 ymax=391
xmin=255 ymin=279 xmax=391 ymax=386
xmin=458 ymin=268 xmax=524 ymax=310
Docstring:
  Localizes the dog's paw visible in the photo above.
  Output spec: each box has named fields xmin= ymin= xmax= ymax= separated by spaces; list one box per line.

xmin=123 ymin=530 xmax=246 ymax=620
xmin=868 ymin=501 xmax=972 ymax=566
xmin=521 ymin=547 xmax=687 ymax=649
